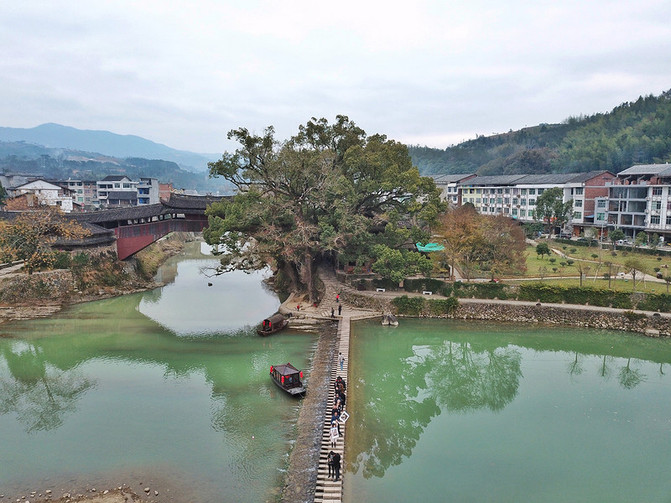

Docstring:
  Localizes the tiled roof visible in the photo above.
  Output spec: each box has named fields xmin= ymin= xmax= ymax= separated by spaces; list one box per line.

xmin=566 ymin=170 xmax=614 ymax=183
xmin=163 ymin=193 xmax=227 ymax=210
xmin=431 ymin=174 xmax=475 ymax=184
xmin=107 ymin=191 xmax=137 ymax=200
xmin=458 ymin=175 xmax=527 ymax=186
xmin=617 ymin=164 xmax=671 ymax=177
xmin=515 ymin=174 xmax=576 ymax=185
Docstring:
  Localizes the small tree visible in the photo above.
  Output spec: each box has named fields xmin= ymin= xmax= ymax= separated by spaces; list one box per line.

xmin=624 ymin=257 xmax=645 ymax=291
xmin=536 ymin=242 xmax=550 ymax=259
xmin=665 ymin=275 xmax=671 ymax=294
xmin=609 ymin=229 xmax=625 ymax=250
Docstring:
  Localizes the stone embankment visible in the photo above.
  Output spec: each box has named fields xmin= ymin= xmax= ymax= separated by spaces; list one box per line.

xmin=451 ymin=300 xmax=671 ymax=337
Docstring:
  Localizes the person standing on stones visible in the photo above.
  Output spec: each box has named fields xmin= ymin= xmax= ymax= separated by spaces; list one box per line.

xmin=330 ymin=421 xmax=339 ymax=447
xmin=331 ymin=307 xmax=335 ymax=318
xmin=333 ymin=452 xmax=341 ymax=481
xmin=339 ymin=352 xmax=345 ymax=371
xmin=338 ymin=304 xmax=342 ymax=316
xmin=336 ymin=293 xmax=340 ymax=303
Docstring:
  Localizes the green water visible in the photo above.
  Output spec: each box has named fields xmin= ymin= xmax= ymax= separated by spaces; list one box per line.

xmin=0 ymin=244 xmax=316 ymax=501
xmin=345 ymin=319 xmax=671 ymax=503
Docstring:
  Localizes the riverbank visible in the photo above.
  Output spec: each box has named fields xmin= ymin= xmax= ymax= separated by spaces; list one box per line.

xmin=0 ymin=233 xmax=197 ymax=325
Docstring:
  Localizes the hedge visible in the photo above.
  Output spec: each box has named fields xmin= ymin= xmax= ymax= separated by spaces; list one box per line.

xmin=391 ymin=295 xmax=459 ymax=316
xmin=403 ymin=278 xmax=447 ymax=293
xmin=517 ymin=283 xmax=633 ymax=308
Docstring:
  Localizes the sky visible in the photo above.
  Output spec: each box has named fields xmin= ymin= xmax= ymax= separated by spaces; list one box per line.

xmin=2 ymin=0 xmax=671 ymax=155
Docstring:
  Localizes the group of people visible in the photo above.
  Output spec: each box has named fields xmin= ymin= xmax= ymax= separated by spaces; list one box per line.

xmin=328 ymin=375 xmax=347 ymax=481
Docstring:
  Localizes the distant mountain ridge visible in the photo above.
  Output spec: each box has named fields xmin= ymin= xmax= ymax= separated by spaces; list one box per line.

xmin=409 ymin=88 xmax=671 ymax=176
xmin=0 ymin=123 xmax=219 ymax=172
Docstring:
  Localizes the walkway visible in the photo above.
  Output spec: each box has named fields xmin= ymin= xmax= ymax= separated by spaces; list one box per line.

xmin=313 ymin=314 xmax=350 ymax=503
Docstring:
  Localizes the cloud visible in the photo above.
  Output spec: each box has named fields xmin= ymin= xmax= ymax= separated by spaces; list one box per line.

xmin=1 ymin=0 xmax=670 ymax=153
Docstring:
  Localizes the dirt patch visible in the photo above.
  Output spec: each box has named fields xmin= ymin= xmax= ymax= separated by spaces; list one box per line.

xmin=281 ymin=321 xmax=338 ymax=502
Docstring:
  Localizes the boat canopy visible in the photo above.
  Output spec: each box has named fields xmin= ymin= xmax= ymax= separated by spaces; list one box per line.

xmin=271 ymin=363 xmax=301 ymax=377
xmin=416 ymin=242 xmax=445 ymax=252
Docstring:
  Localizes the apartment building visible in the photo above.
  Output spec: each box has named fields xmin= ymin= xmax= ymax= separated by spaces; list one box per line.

xmin=430 ymin=174 xmax=476 ymax=205
xmin=64 ymin=179 xmax=99 ymax=208
xmin=607 ymin=164 xmax=671 ymax=242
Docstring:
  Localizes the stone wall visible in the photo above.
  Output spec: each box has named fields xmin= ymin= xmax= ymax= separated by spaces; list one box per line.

xmin=441 ymin=301 xmax=671 ymax=337
xmin=0 ymin=269 xmax=74 ymax=304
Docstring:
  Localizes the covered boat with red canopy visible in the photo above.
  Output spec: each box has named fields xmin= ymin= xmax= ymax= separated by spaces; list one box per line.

xmin=269 ymin=363 xmax=306 ymax=396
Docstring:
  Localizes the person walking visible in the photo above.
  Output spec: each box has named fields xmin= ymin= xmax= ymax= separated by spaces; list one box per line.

xmin=327 ymin=450 xmax=335 ymax=479
xmin=333 ymin=452 xmax=341 ymax=481
xmin=336 ymin=293 xmax=340 ymax=303
xmin=330 ymin=421 xmax=339 ymax=448
xmin=338 ymin=304 xmax=342 ymax=316
xmin=331 ymin=307 xmax=335 ymax=318
xmin=339 ymin=352 xmax=345 ymax=371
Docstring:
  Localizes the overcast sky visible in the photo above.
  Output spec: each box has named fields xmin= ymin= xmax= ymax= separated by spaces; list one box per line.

xmin=2 ymin=0 xmax=670 ymax=154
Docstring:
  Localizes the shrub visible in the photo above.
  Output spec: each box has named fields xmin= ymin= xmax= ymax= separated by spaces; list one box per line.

xmin=426 ymin=297 xmax=459 ymax=316
xmin=392 ymin=296 xmax=425 ymax=315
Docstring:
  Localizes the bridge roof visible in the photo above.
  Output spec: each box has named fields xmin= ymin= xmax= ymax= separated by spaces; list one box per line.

xmin=73 ymin=203 xmax=165 ymax=224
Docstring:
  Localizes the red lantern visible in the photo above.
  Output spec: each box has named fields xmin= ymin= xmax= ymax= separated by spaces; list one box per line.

xmin=281 ymin=376 xmax=285 ymax=384
xmin=299 ymin=371 xmax=303 ymax=379
xmin=270 ymin=366 xmax=274 ymax=373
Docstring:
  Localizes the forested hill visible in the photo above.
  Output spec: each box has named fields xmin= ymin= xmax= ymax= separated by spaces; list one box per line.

xmin=409 ymin=89 xmax=671 ymax=176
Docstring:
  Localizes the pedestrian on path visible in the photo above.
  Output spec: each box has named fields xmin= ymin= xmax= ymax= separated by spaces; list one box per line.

xmin=327 ymin=451 xmax=335 ymax=478
xmin=336 ymin=293 xmax=340 ymax=303
xmin=331 ymin=307 xmax=335 ymax=318
xmin=338 ymin=304 xmax=342 ymax=316
xmin=330 ymin=421 xmax=339 ymax=448
xmin=339 ymin=352 xmax=345 ymax=371
xmin=333 ymin=452 xmax=341 ymax=481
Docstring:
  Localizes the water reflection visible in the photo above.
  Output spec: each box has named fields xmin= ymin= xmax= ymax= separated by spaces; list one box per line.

xmin=0 ymin=342 xmax=95 ymax=432
xmin=348 ymin=320 xmax=671 ymax=483
xmin=0 ymin=243 xmax=312 ymax=502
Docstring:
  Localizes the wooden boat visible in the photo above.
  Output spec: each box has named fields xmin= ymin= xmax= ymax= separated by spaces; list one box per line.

xmin=269 ymin=363 xmax=306 ymax=396
xmin=257 ymin=313 xmax=288 ymax=336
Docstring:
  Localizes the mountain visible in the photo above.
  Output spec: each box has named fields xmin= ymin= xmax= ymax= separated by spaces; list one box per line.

xmin=0 ymin=142 xmax=231 ymax=194
xmin=409 ymin=88 xmax=671 ymax=176
xmin=0 ymin=123 xmax=219 ymax=172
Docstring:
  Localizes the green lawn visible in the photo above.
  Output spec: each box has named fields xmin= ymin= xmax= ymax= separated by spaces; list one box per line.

xmin=510 ymin=276 xmax=671 ymax=294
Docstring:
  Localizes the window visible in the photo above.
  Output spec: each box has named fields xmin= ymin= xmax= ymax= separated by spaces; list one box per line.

xmin=596 ymin=212 xmax=606 ymax=221
xmin=504 ymin=198 xmax=510 ymax=205
xmin=653 ymin=187 xmax=663 ymax=196
xmin=667 ymin=215 xmax=671 ymax=225
xmin=653 ymin=201 xmax=662 ymax=211
xmin=496 ymin=198 xmax=503 ymax=204
xmin=512 ymin=209 xmax=518 ymax=216
xmin=521 ymin=198 xmax=527 ymax=206
xmin=538 ymin=188 xmax=544 ymax=195
xmin=529 ymin=199 xmax=536 ymax=206
xmin=575 ymin=187 xmax=583 ymax=195
xmin=520 ymin=210 xmax=526 ymax=217
xmin=513 ymin=198 xmax=519 ymax=205
xmin=490 ymin=198 xmax=496 ymax=204
xmin=529 ymin=188 xmax=536 ymax=195
xmin=574 ymin=200 xmax=583 ymax=207
xmin=521 ymin=189 xmax=527 ymax=195
xmin=651 ymin=215 xmax=661 ymax=225
xmin=573 ymin=211 xmax=582 ymax=219
xmin=597 ymin=199 xmax=606 ymax=208
xmin=114 ymin=183 xmax=120 ymax=188
xmin=497 ymin=188 xmax=503 ymax=194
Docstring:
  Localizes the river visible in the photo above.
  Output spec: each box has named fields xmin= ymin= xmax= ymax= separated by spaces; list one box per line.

xmin=0 ymin=242 xmax=317 ymax=502
xmin=344 ymin=318 xmax=671 ymax=502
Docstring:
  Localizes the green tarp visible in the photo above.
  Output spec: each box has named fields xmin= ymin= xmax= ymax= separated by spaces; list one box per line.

xmin=416 ymin=242 xmax=445 ymax=252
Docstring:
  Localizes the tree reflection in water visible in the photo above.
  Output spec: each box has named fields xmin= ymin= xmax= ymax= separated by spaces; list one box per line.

xmin=347 ymin=321 xmax=668 ymax=480
xmin=0 ymin=343 xmax=95 ymax=433
xmin=348 ymin=338 xmax=523 ymax=479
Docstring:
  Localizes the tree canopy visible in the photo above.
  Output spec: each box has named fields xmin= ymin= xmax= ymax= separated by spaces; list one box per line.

xmin=534 ymin=187 xmax=572 ymax=234
xmin=205 ymin=116 xmax=443 ymax=301
xmin=0 ymin=208 xmax=89 ymax=272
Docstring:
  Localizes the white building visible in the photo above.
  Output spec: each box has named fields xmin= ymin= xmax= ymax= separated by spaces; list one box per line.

xmin=9 ymin=179 xmax=74 ymax=212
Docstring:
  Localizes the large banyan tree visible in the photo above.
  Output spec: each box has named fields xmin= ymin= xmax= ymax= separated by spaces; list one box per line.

xmin=205 ymin=116 xmax=443 ymax=302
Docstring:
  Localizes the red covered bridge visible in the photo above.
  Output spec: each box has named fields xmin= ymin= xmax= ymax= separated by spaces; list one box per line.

xmin=70 ymin=194 xmax=227 ymax=259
